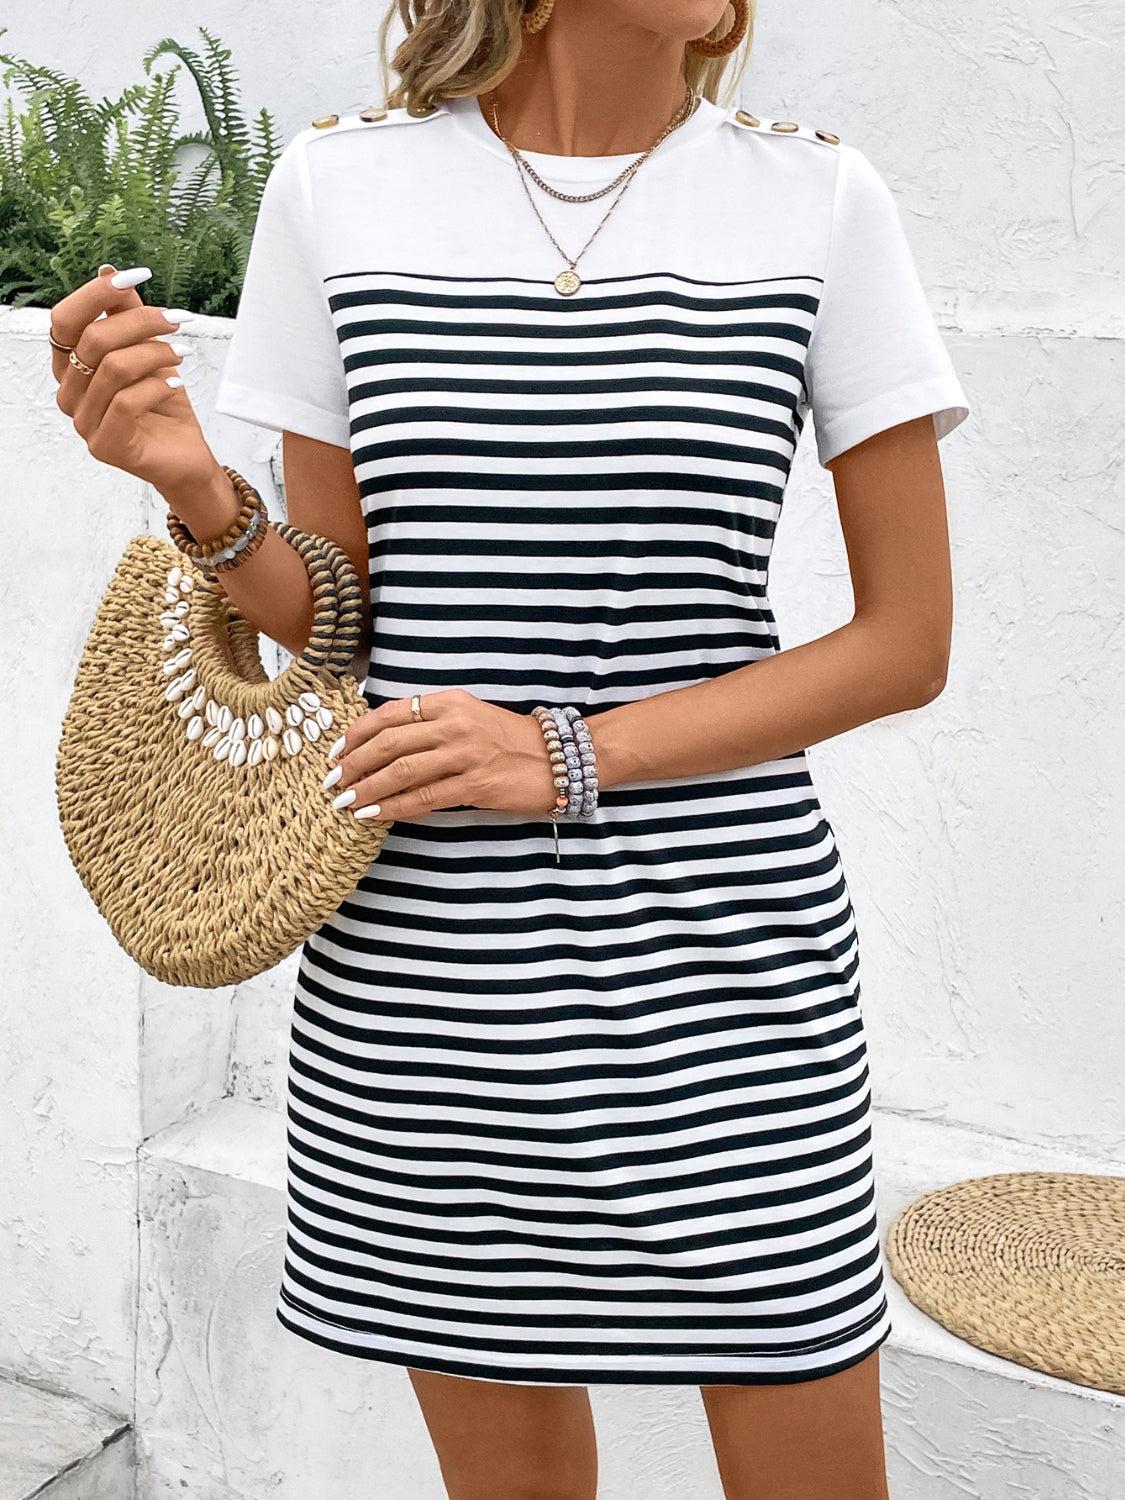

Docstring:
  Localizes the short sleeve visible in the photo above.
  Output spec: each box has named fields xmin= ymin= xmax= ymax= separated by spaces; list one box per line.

xmin=212 ymin=132 xmax=350 ymax=449
xmin=803 ymin=143 xmax=970 ymax=469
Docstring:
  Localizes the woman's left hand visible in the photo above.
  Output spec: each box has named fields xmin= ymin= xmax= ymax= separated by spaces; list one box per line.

xmin=323 ymin=688 xmax=559 ymax=822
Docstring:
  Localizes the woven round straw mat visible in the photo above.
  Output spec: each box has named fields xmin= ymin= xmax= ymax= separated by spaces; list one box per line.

xmin=886 ymin=1171 xmax=1125 ymax=1394
xmin=55 ymin=533 xmax=389 ymax=989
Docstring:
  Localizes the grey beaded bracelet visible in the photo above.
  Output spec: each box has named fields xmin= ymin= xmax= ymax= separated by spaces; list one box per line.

xmin=549 ymin=707 xmax=585 ymax=810
xmin=563 ymin=706 xmax=599 ymax=817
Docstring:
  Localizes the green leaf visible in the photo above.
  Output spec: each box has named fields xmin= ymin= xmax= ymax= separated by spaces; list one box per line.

xmin=0 ymin=23 xmax=283 ymax=313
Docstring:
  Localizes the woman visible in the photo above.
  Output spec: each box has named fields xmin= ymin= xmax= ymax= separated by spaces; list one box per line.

xmin=49 ymin=0 xmax=969 ymax=1494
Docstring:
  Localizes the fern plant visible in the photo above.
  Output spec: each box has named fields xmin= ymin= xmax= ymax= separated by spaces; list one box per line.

xmin=0 ymin=24 xmax=283 ymax=314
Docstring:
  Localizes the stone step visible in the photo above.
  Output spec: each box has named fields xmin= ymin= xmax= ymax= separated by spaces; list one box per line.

xmin=137 ymin=1098 xmax=1125 ymax=1500
xmin=0 ymin=1376 xmax=131 ymax=1500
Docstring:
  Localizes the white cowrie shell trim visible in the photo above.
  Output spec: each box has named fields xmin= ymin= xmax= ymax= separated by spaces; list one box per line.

xmin=158 ymin=571 xmax=345 ymax=769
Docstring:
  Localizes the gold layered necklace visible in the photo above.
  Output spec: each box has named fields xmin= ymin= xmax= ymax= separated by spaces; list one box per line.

xmin=486 ymin=86 xmax=701 ymax=296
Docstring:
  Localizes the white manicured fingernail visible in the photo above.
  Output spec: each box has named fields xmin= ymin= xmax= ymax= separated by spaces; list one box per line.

xmin=160 ymin=307 xmax=195 ymax=324
xmin=167 ymin=341 xmax=193 ymax=356
xmin=332 ymin=787 xmax=357 ymax=810
xmin=322 ymin=765 xmax=342 ymax=789
xmin=353 ymin=804 xmax=383 ymax=820
xmin=165 ymin=375 xmax=184 ymax=388
xmin=109 ymin=266 xmax=152 ymax=289
xmin=327 ymin=734 xmax=346 ymax=760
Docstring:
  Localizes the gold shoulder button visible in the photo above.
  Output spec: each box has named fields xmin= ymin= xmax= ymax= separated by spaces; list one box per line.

xmin=406 ymin=99 xmax=437 ymax=117
xmin=306 ymin=103 xmax=449 ymax=140
xmin=740 ymin=116 xmax=841 ymax=148
xmin=730 ymin=109 xmax=840 ymax=147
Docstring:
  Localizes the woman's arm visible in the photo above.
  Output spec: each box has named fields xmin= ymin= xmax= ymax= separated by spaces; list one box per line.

xmin=326 ymin=412 xmax=955 ymax=827
xmin=163 ymin=433 xmax=369 ymax=664
xmin=588 ymin=414 xmax=954 ymax=789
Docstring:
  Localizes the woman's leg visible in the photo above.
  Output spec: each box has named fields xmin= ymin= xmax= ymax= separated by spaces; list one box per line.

xmin=699 ymin=1348 xmax=890 ymax=1500
xmin=407 ymin=1367 xmax=599 ymax=1500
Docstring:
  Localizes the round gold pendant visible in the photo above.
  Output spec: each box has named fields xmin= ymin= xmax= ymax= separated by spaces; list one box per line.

xmin=554 ymin=268 xmax=581 ymax=296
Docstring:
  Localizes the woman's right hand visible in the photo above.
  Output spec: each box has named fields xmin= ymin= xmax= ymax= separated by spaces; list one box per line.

xmin=50 ymin=265 xmax=234 ymax=522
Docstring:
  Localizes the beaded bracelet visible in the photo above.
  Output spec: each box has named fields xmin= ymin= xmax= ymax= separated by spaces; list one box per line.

xmin=167 ymin=471 xmax=269 ymax=576
xmin=166 ymin=504 xmax=267 ymax=577
xmin=549 ymin=707 xmax=585 ymax=811
xmin=166 ymin=466 xmax=270 ymax=576
xmin=563 ymin=706 xmax=599 ymax=817
xmin=166 ymin=465 xmax=260 ymax=555
xmin=531 ymin=704 xmax=600 ymax=863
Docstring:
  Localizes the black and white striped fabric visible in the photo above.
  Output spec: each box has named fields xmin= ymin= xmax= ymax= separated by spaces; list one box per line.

xmin=214 ymin=89 xmax=969 ymax=1385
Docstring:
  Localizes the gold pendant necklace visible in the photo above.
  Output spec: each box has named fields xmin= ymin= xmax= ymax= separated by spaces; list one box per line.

xmin=487 ymin=89 xmax=700 ymax=296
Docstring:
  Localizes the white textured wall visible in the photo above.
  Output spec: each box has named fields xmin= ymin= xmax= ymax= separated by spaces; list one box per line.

xmin=760 ymin=4 xmax=1125 ymax=1159
xmin=0 ymin=307 xmax=144 ymax=1414
xmin=2 ymin=1 xmax=1122 ymax=1494
xmin=0 ymin=307 xmax=247 ymax=1413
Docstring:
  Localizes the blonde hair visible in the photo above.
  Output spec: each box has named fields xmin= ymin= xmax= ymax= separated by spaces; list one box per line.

xmin=375 ymin=1 xmax=755 ymax=113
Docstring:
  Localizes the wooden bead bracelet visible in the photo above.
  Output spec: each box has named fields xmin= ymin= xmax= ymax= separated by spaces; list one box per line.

xmin=166 ymin=466 xmax=270 ymax=575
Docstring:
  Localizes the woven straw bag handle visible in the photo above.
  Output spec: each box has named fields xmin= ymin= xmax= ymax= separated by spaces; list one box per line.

xmin=192 ymin=523 xmax=366 ymax=715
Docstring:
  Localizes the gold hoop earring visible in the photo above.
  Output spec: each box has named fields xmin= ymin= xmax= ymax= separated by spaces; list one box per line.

xmin=521 ymin=0 xmax=555 ymax=33
xmin=686 ymin=0 xmax=749 ymax=57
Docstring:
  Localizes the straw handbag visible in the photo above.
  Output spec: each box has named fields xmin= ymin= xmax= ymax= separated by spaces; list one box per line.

xmin=54 ymin=520 xmax=391 ymax=988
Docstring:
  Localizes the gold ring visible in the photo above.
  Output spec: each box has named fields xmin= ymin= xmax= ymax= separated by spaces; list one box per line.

xmin=68 ymin=348 xmax=96 ymax=377
xmin=48 ymin=326 xmax=75 ymax=353
xmin=410 ymin=693 xmax=424 ymax=721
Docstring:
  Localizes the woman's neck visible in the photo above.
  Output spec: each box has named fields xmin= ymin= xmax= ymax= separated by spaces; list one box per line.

xmin=481 ymin=2 xmax=693 ymax=158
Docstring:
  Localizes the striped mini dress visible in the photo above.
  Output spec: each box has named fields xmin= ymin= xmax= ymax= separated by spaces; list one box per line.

xmin=214 ymin=88 xmax=969 ymax=1385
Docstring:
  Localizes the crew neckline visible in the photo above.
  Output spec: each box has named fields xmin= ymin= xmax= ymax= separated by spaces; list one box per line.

xmin=444 ymin=90 xmax=728 ymax=181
